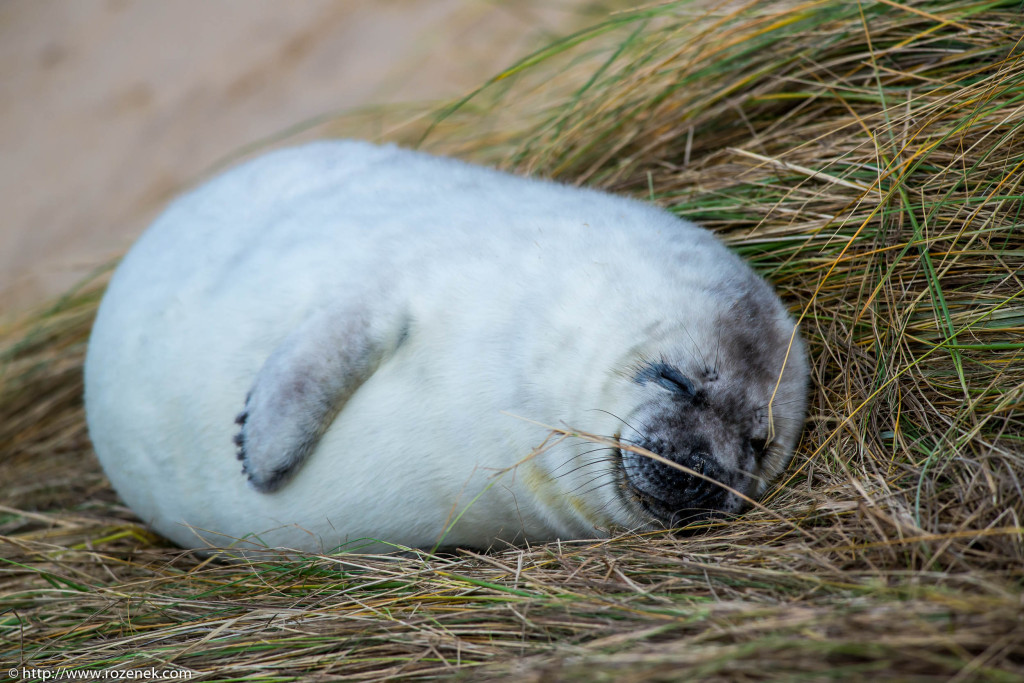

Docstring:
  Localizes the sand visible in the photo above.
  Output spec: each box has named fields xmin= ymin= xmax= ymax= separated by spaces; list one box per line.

xmin=0 ymin=0 xmax=602 ymax=313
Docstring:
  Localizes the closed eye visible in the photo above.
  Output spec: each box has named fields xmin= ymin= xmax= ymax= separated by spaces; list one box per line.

xmin=635 ymin=362 xmax=695 ymax=396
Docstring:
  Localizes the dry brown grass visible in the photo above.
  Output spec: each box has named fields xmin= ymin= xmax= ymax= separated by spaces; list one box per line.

xmin=2 ymin=0 xmax=1023 ymax=679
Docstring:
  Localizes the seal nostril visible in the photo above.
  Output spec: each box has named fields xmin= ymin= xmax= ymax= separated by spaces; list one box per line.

xmin=685 ymin=451 xmax=712 ymax=477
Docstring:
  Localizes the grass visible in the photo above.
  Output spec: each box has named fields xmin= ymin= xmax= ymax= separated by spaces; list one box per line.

xmin=2 ymin=0 xmax=1023 ymax=679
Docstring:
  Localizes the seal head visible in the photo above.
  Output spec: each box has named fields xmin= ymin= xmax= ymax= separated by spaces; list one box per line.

xmin=609 ymin=279 xmax=807 ymax=530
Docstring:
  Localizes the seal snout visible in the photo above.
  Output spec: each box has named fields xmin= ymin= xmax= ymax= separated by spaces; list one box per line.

xmin=622 ymin=439 xmax=734 ymax=525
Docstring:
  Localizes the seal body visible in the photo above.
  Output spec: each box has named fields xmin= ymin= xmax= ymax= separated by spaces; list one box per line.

xmin=84 ymin=140 xmax=808 ymax=553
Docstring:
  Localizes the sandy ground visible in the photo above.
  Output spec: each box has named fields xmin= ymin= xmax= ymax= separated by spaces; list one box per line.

xmin=0 ymin=0 xmax=603 ymax=314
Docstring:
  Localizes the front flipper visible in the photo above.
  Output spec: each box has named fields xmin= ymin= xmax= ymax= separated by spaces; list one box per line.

xmin=235 ymin=303 xmax=409 ymax=493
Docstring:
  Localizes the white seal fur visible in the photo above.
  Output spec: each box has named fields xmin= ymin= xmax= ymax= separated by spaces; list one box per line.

xmin=84 ymin=140 xmax=809 ymax=553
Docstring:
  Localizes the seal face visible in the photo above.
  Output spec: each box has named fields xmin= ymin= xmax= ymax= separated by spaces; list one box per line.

xmin=83 ymin=140 xmax=809 ymax=554
xmin=623 ymin=360 xmax=740 ymax=525
xmin=617 ymin=276 xmax=807 ymax=527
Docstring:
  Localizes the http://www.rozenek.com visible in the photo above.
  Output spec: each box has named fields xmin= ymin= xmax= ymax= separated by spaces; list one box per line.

xmin=9 ymin=667 xmax=194 ymax=681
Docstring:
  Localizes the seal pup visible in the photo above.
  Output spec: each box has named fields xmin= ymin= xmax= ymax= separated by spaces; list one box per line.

xmin=84 ymin=140 xmax=809 ymax=554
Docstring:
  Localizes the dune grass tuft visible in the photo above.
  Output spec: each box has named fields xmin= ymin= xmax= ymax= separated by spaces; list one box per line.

xmin=3 ymin=0 xmax=1023 ymax=679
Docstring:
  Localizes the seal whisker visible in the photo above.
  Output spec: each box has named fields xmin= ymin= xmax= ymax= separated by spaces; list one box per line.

xmin=753 ymin=399 xmax=805 ymax=410
xmin=561 ymin=448 xmax=614 ymax=471
xmin=680 ymin=325 xmax=710 ymax=370
xmin=554 ymin=448 xmax=616 ymax=477
xmin=569 ymin=476 xmax=620 ymax=500
xmin=586 ymin=408 xmax=650 ymax=441
xmin=561 ymin=458 xmax=614 ymax=485
xmin=714 ymin=326 xmax=722 ymax=375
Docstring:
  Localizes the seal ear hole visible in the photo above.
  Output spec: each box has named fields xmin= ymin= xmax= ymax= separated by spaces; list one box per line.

xmin=749 ymin=437 xmax=769 ymax=457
